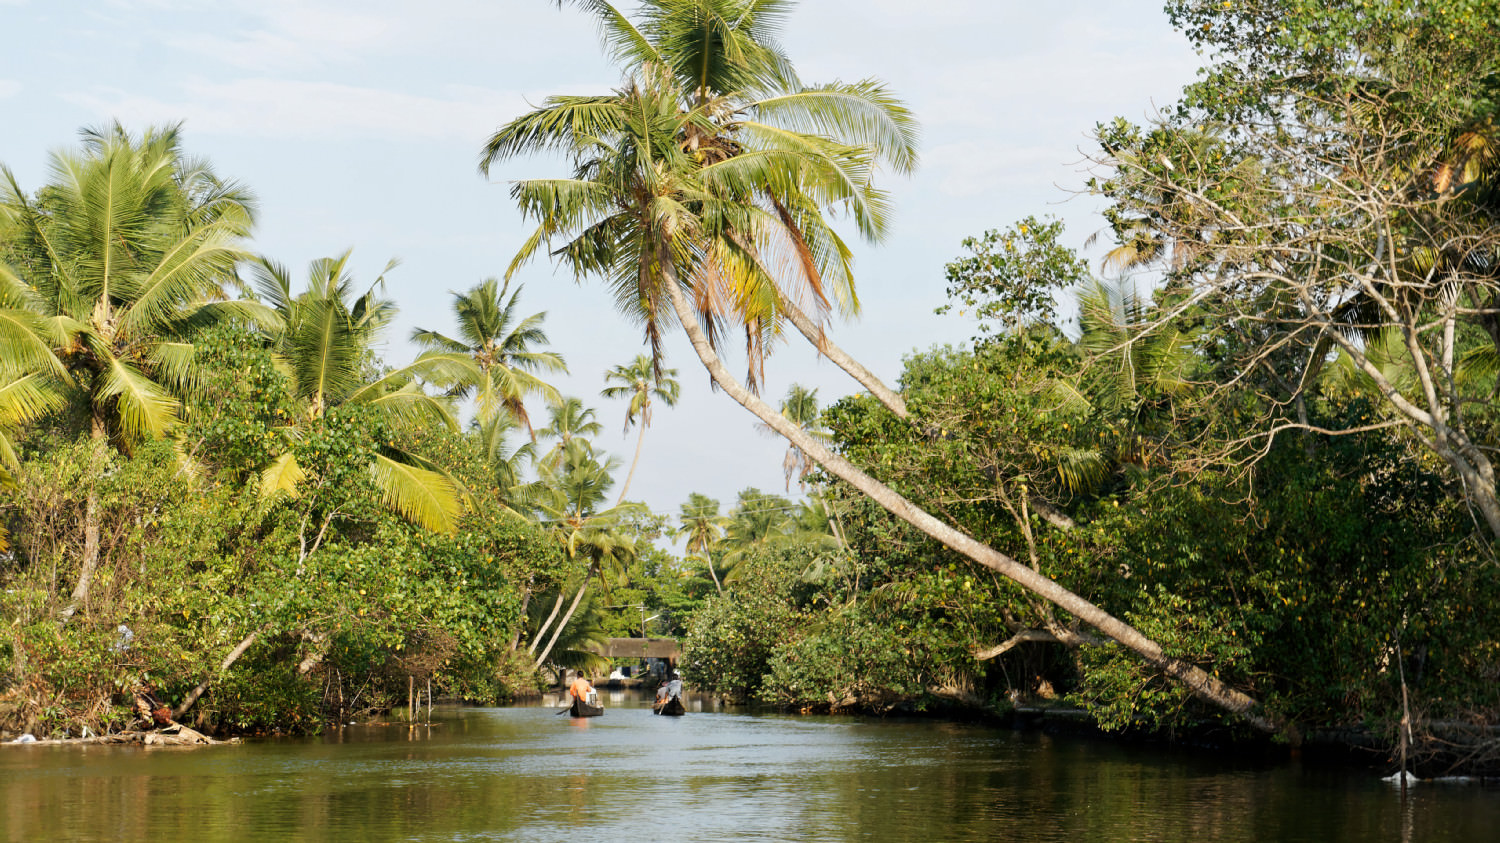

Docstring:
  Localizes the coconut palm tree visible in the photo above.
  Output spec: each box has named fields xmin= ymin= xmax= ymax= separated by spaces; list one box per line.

xmin=601 ymin=353 xmax=680 ymax=503
xmin=482 ymin=3 xmax=1286 ymax=733
xmin=411 ymin=277 xmax=566 ymax=438
xmin=536 ymin=397 xmax=604 ymax=470
xmin=484 ymin=0 xmax=916 ymax=412
xmin=250 ymin=252 xmax=466 ymax=535
xmin=755 ymin=383 xmax=827 ymax=491
xmin=0 ymin=123 xmax=266 ymax=621
xmin=676 ymin=491 xmax=728 ymax=593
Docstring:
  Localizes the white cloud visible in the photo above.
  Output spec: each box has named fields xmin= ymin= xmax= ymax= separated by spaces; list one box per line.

xmin=0 ymin=80 xmax=20 ymax=98
xmin=65 ymin=78 xmax=526 ymax=142
xmin=159 ymin=2 xmax=400 ymax=72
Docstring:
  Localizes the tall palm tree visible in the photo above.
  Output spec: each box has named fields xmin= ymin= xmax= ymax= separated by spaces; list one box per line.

xmin=677 ymin=491 xmax=729 ymax=593
xmin=482 ymin=2 xmax=1286 ymax=733
xmin=485 ymin=0 xmax=916 ymax=412
xmin=601 ymin=353 xmax=680 ymax=503
xmin=411 ymin=277 xmax=567 ymax=438
xmin=251 ymin=252 xmax=466 ymax=534
xmin=0 ymin=123 xmax=265 ymax=621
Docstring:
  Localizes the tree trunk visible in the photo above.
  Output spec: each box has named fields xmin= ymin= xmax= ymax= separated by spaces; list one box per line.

xmin=59 ymin=434 xmax=107 ymax=625
xmin=615 ymin=420 xmax=648 ymax=505
xmin=509 ymin=586 xmax=533 ymax=652
xmin=533 ymin=573 xmax=591 ymax=669
xmin=173 ymin=630 xmax=261 ymax=720
xmin=528 ymin=592 xmax=566 ymax=656
xmin=702 ymin=553 xmax=723 ymax=595
xmin=661 ymin=261 xmax=1289 ymax=737
xmin=778 ymin=295 xmax=908 ymax=418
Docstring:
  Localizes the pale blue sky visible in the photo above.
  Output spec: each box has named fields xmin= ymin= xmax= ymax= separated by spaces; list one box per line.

xmin=1 ymin=1 xmax=1202 ymax=521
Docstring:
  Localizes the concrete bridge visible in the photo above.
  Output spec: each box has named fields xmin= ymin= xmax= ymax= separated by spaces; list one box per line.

xmin=591 ymin=637 xmax=680 ymax=662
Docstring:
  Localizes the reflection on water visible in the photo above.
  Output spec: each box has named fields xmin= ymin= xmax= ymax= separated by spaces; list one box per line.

xmin=1 ymin=692 xmax=1495 ymax=842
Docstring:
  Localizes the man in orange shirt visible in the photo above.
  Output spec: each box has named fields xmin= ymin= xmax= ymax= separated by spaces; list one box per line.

xmin=567 ymin=672 xmax=595 ymax=704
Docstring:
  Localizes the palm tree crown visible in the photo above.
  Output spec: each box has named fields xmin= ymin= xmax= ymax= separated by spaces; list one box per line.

xmin=251 ymin=252 xmax=466 ymax=532
xmin=411 ymin=277 xmax=566 ymax=437
xmin=1 ymin=122 xmax=263 ymax=447
xmin=483 ymin=0 xmax=918 ymax=385
xmin=601 ymin=353 xmax=680 ymax=501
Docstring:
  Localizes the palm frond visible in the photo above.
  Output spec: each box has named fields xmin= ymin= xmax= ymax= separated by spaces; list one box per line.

xmin=259 ymin=450 xmax=306 ymax=500
xmin=370 ymin=452 xmax=464 ymax=533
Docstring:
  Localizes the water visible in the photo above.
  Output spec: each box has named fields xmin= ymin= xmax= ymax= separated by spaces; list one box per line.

xmin=2 ymin=692 xmax=1495 ymax=842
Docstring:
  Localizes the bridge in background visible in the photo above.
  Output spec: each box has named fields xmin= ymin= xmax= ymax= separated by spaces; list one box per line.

xmin=592 ymin=637 xmax=679 ymax=662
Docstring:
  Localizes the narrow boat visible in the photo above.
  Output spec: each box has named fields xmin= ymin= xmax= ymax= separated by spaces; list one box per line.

xmin=652 ymin=696 xmax=686 ymax=717
xmin=569 ymin=697 xmax=604 ymax=717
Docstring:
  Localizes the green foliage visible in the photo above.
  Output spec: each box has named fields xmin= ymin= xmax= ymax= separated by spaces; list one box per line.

xmin=681 ymin=547 xmax=812 ymax=702
xmin=763 ymin=606 xmax=923 ymax=712
xmin=937 ymin=215 xmax=1089 ymax=336
xmin=181 ymin=321 xmax=296 ymax=479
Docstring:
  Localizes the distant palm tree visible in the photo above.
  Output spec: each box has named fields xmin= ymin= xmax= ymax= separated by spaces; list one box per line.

xmin=677 ymin=491 xmax=729 ymax=593
xmin=720 ymin=487 xmax=795 ymax=581
xmin=601 ymin=354 xmax=680 ymax=503
xmin=536 ymin=397 xmax=604 ymax=470
xmin=411 ymin=277 xmax=566 ymax=438
xmin=516 ymin=437 xmax=645 ymax=667
xmin=756 ymin=383 xmax=827 ymax=492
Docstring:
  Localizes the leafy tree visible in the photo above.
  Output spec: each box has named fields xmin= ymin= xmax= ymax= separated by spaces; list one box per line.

xmin=1091 ymin=0 xmax=1500 ymax=539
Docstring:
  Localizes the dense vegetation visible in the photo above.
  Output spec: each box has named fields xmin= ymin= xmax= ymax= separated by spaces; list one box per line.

xmin=2 ymin=0 xmax=1497 ymax=771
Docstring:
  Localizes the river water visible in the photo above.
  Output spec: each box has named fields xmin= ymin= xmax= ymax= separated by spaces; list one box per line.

xmin=2 ymin=691 xmax=1495 ymax=842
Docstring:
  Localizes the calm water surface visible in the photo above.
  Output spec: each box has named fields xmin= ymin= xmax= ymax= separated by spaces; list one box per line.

xmin=2 ymin=692 xmax=1495 ymax=842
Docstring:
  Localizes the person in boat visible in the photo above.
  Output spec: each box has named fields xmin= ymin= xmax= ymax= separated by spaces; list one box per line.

xmin=567 ymin=673 xmax=596 ymax=706
xmin=655 ymin=671 xmax=683 ymax=706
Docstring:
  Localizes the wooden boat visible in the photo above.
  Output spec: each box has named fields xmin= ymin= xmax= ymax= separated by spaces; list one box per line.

xmin=569 ymin=697 xmax=604 ymax=717
xmin=652 ymin=696 xmax=686 ymax=716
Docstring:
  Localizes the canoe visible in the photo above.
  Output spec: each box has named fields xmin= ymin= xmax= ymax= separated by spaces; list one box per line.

xmin=652 ymin=696 xmax=686 ymax=717
xmin=569 ymin=698 xmax=604 ymax=717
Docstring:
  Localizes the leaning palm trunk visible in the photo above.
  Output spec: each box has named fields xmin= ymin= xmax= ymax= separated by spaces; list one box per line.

xmin=661 ymin=261 xmax=1288 ymax=737
xmin=533 ymin=575 xmax=590 ymax=669
xmin=701 ymin=554 xmax=723 ymax=595
xmin=528 ymin=592 xmax=567 ymax=656
xmin=777 ymin=295 xmax=908 ymax=419
xmin=614 ymin=421 xmax=648 ymax=505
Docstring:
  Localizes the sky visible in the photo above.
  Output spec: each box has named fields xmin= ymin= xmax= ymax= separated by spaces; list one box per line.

xmin=0 ymin=0 xmax=1205 ymax=525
